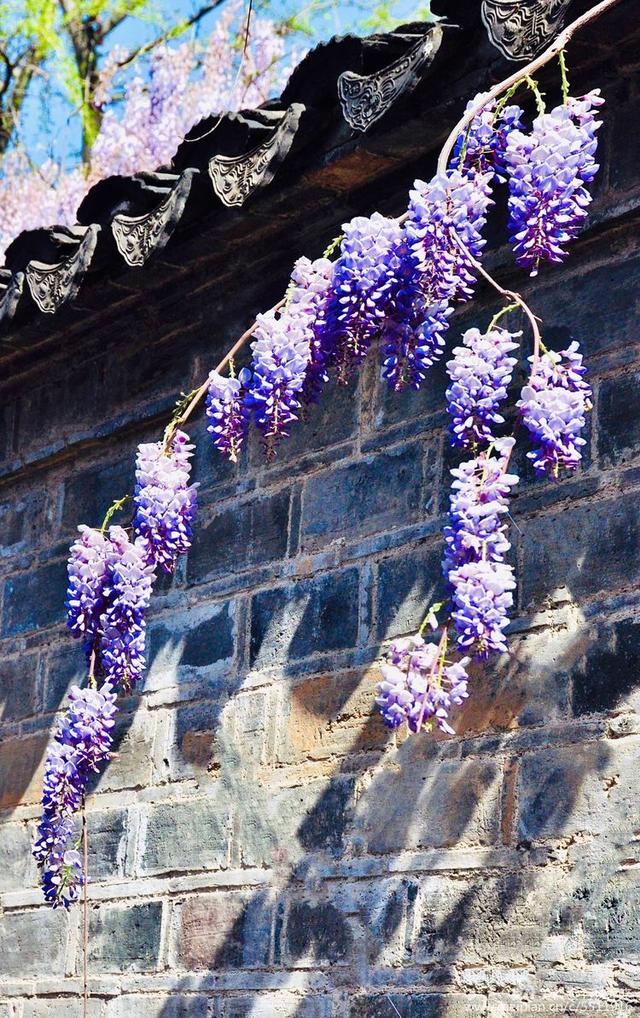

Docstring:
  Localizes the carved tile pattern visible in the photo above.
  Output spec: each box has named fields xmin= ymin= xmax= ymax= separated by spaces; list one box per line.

xmin=208 ymin=105 xmax=303 ymax=207
xmin=25 ymin=228 xmax=98 ymax=315
xmin=337 ymin=28 xmax=441 ymax=133
xmin=481 ymin=0 xmax=573 ymax=61
xmin=112 ymin=172 xmax=193 ymax=267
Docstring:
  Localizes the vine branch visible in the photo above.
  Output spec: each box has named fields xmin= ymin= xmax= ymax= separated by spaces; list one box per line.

xmin=437 ymin=0 xmax=622 ymax=175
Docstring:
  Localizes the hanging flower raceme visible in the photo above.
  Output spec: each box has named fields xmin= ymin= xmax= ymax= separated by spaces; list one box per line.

xmin=375 ymin=633 xmax=469 ymax=736
xmin=518 ymin=340 xmax=592 ymax=477
xmin=443 ymin=438 xmax=518 ymax=657
xmin=407 ymin=167 xmax=494 ymax=305
xmin=99 ymin=526 xmax=155 ymax=691
xmin=33 ymin=682 xmax=118 ymax=907
xmin=504 ymin=90 xmax=604 ymax=276
xmin=247 ymin=256 xmax=334 ymax=455
xmin=319 ymin=213 xmax=401 ymax=383
xmin=65 ymin=525 xmax=112 ymax=654
xmin=206 ymin=368 xmax=252 ymax=463
xmin=66 ymin=525 xmax=155 ymax=691
xmin=451 ymin=93 xmax=524 ymax=179
xmin=380 ymin=236 xmax=451 ymax=391
xmin=133 ymin=429 xmax=198 ymax=571
xmin=446 ymin=326 xmax=520 ymax=448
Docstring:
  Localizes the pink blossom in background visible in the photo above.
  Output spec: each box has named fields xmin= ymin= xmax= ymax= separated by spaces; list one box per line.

xmin=0 ymin=5 xmax=295 ymax=259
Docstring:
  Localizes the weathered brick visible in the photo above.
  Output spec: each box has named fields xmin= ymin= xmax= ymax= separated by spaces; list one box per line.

xmin=350 ymin=993 xmax=486 ymax=1017
xmin=61 ymin=455 xmax=133 ymax=533
xmin=0 ymin=730 xmax=48 ymax=808
xmin=375 ymin=542 xmax=445 ymax=641
xmin=0 ymin=822 xmax=37 ymax=892
xmin=355 ymin=747 xmax=501 ymax=853
xmin=23 ymin=1001 xmax=103 ymax=1018
xmin=106 ymin=997 xmax=207 ymax=1018
xmin=187 ymin=491 xmax=290 ymax=586
xmin=146 ymin=600 xmax=236 ymax=688
xmin=250 ymin=568 xmax=360 ymax=668
xmin=1 ymin=560 xmax=67 ymax=636
xmin=279 ymin=669 xmax=387 ymax=765
xmin=571 ymin=617 xmax=640 ymax=716
xmin=160 ymin=698 xmax=228 ymax=782
xmin=42 ymin=643 xmax=86 ymax=713
xmin=598 ymin=371 xmax=640 ymax=467
xmin=285 ymin=899 xmax=353 ymax=966
xmin=88 ymin=901 xmax=163 ymax=972
xmin=0 ymin=652 xmax=39 ymax=721
xmin=91 ymin=707 xmax=155 ymax=793
xmin=585 ymin=869 xmax=640 ymax=962
xmin=140 ymin=798 xmax=230 ymax=875
xmin=218 ymin=994 xmax=333 ymax=1018
xmin=0 ymin=909 xmax=68 ymax=978
xmin=516 ymin=738 xmax=640 ymax=842
xmin=177 ymin=890 xmax=272 ymax=969
xmin=521 ymin=495 xmax=640 ymax=608
xmin=300 ymin=443 xmax=432 ymax=550
xmin=86 ymin=808 xmax=128 ymax=882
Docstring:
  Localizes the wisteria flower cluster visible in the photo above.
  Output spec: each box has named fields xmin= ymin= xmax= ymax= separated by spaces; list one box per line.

xmin=519 ymin=341 xmax=592 ymax=476
xmin=33 ymin=683 xmax=118 ymax=907
xmin=375 ymin=634 xmax=470 ymax=736
xmin=134 ymin=430 xmax=198 ymax=572
xmin=504 ymin=90 xmax=604 ymax=276
xmin=446 ymin=326 xmax=520 ymax=448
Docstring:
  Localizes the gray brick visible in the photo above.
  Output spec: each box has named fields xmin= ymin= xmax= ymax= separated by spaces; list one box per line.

xmin=598 ymin=371 xmax=640 ymax=467
xmin=0 ymin=909 xmax=68 ymax=977
xmin=219 ymin=995 xmax=333 ymax=1018
xmin=43 ymin=644 xmax=87 ymax=713
xmin=350 ymin=993 xmax=486 ymax=1017
xmin=177 ymin=890 xmax=272 ymax=969
xmin=146 ymin=600 xmax=236 ymax=684
xmin=23 ymin=1001 xmax=103 ymax=1018
xmin=250 ymin=568 xmax=359 ymax=668
xmin=300 ymin=443 xmax=431 ymax=550
xmin=285 ymin=899 xmax=353 ymax=966
xmin=1 ymin=560 xmax=67 ymax=636
xmin=521 ymin=495 xmax=640 ymax=608
xmin=585 ymin=870 xmax=640 ymax=962
xmin=0 ymin=822 xmax=37 ymax=893
xmin=61 ymin=455 xmax=133 ymax=533
xmin=86 ymin=808 xmax=128 ymax=882
xmin=106 ymin=998 xmax=207 ymax=1018
xmin=375 ymin=542 xmax=446 ymax=641
xmin=355 ymin=752 xmax=501 ymax=853
xmin=140 ymin=799 xmax=230 ymax=875
xmin=187 ymin=491 xmax=289 ymax=586
xmin=0 ymin=653 xmax=39 ymax=721
xmin=88 ymin=900 xmax=162 ymax=972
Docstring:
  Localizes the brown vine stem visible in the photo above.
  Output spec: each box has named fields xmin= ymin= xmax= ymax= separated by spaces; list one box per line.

xmin=165 ymin=297 xmax=285 ymax=443
xmin=82 ymin=799 xmax=89 ymax=1018
xmin=436 ymin=0 xmax=622 ymax=175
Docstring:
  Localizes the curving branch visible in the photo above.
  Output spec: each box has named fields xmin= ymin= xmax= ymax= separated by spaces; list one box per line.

xmin=436 ymin=0 xmax=623 ymax=174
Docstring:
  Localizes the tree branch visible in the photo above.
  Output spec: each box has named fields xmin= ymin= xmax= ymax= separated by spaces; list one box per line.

xmin=116 ymin=0 xmax=228 ymax=69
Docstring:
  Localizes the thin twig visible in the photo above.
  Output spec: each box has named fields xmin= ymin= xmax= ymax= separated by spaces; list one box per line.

xmin=166 ymin=297 xmax=285 ymax=441
xmin=436 ymin=0 xmax=622 ymax=174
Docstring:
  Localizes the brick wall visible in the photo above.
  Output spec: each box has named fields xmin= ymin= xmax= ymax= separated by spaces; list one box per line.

xmin=1 ymin=27 xmax=640 ymax=1018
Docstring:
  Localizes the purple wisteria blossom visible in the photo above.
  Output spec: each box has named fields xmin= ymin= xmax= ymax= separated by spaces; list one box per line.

xmin=518 ymin=340 xmax=592 ymax=476
xmin=320 ymin=213 xmax=401 ymax=383
xmin=249 ymin=256 xmax=334 ymax=455
xmin=66 ymin=525 xmax=155 ymax=691
xmin=65 ymin=525 xmax=111 ymax=652
xmin=451 ymin=93 xmax=524 ymax=178
xmin=446 ymin=326 xmax=519 ymax=448
xmin=443 ymin=438 xmax=518 ymax=657
xmin=407 ymin=168 xmax=494 ymax=304
xmin=375 ymin=634 xmax=469 ymax=735
xmin=33 ymin=682 xmax=118 ymax=907
xmin=134 ymin=429 xmax=198 ymax=572
xmin=99 ymin=526 xmax=155 ymax=691
xmin=206 ymin=368 xmax=252 ymax=463
xmin=504 ymin=90 xmax=604 ymax=275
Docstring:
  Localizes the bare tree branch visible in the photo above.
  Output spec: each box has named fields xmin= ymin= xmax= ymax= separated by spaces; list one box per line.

xmin=116 ymin=0 xmax=228 ymax=69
